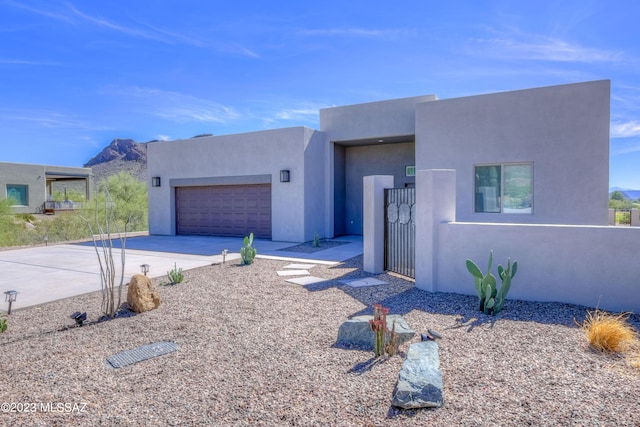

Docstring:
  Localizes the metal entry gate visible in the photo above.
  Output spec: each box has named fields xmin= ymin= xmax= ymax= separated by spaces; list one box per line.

xmin=384 ymin=188 xmax=416 ymax=278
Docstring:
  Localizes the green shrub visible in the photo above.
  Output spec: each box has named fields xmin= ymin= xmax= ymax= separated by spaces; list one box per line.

xmin=0 ymin=315 xmax=7 ymax=333
xmin=312 ymin=232 xmax=320 ymax=248
xmin=167 ymin=263 xmax=184 ymax=284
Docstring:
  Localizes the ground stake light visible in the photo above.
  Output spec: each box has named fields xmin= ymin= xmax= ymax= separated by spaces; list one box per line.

xmin=222 ymin=249 xmax=228 ymax=264
xmin=4 ymin=290 xmax=18 ymax=315
xmin=140 ymin=264 xmax=150 ymax=276
xmin=70 ymin=311 xmax=87 ymax=327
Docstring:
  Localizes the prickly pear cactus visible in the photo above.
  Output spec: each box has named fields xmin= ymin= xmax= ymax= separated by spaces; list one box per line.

xmin=240 ymin=232 xmax=257 ymax=265
xmin=466 ymin=251 xmax=517 ymax=315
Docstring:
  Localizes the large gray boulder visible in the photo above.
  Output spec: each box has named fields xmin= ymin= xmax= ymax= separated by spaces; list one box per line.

xmin=392 ymin=341 xmax=444 ymax=409
xmin=336 ymin=314 xmax=414 ymax=349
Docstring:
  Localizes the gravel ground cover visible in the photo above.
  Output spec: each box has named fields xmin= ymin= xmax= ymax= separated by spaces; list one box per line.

xmin=0 ymin=255 xmax=639 ymax=426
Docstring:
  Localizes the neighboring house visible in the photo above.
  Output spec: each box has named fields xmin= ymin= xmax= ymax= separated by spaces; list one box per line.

xmin=0 ymin=162 xmax=93 ymax=214
xmin=148 ymin=80 xmax=609 ymax=241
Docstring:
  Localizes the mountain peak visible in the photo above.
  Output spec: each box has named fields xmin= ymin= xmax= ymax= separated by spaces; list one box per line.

xmin=84 ymin=138 xmax=146 ymax=167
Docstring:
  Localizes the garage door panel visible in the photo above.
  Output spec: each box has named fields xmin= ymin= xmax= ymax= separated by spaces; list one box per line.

xmin=176 ymin=184 xmax=271 ymax=238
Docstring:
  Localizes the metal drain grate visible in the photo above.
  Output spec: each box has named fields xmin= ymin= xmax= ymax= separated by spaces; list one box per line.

xmin=106 ymin=341 xmax=178 ymax=369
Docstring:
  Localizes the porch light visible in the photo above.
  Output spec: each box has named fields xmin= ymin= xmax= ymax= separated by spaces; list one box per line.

xmin=151 ymin=177 xmax=161 ymax=187
xmin=140 ymin=264 xmax=150 ymax=276
xmin=280 ymin=170 xmax=290 ymax=183
xmin=4 ymin=290 xmax=18 ymax=315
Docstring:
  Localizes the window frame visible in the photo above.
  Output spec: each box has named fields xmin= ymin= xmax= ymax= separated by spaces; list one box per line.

xmin=473 ymin=162 xmax=533 ymax=214
xmin=6 ymin=184 xmax=29 ymax=206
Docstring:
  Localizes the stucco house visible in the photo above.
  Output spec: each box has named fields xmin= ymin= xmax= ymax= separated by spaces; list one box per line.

xmin=0 ymin=162 xmax=93 ymax=214
xmin=148 ymin=80 xmax=609 ymax=240
xmin=148 ymin=80 xmax=640 ymax=313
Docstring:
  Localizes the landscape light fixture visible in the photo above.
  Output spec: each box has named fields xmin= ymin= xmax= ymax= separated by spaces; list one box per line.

xmin=140 ymin=264 xmax=150 ymax=276
xmin=4 ymin=290 xmax=18 ymax=315
xmin=280 ymin=170 xmax=290 ymax=183
xmin=151 ymin=177 xmax=161 ymax=187
xmin=70 ymin=311 xmax=87 ymax=327
xmin=221 ymin=249 xmax=228 ymax=264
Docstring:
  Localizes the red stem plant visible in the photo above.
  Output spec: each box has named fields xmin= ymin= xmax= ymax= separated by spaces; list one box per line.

xmin=369 ymin=304 xmax=389 ymax=357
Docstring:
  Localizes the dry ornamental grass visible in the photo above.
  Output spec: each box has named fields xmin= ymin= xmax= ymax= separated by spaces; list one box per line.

xmin=581 ymin=309 xmax=638 ymax=352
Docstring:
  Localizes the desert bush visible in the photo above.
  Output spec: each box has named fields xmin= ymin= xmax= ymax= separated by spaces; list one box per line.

xmin=102 ymin=172 xmax=148 ymax=232
xmin=167 ymin=263 xmax=184 ymax=284
xmin=581 ymin=309 xmax=638 ymax=353
xmin=0 ymin=199 xmax=21 ymax=247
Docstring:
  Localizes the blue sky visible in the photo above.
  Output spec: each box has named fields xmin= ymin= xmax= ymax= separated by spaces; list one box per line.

xmin=1 ymin=0 xmax=639 ymax=189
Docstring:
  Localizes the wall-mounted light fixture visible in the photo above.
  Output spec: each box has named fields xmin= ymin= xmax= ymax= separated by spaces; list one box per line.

xmin=151 ymin=177 xmax=161 ymax=187
xmin=280 ymin=170 xmax=290 ymax=183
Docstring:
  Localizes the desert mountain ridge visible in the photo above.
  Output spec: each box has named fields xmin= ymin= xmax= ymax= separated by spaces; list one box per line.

xmin=85 ymin=134 xmax=214 ymax=183
xmin=84 ymin=138 xmax=149 ymax=183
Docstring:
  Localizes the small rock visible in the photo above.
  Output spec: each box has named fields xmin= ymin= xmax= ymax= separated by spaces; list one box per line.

xmin=428 ymin=329 xmax=442 ymax=339
xmin=337 ymin=315 xmax=414 ymax=349
xmin=392 ymin=341 xmax=444 ymax=409
xmin=127 ymin=274 xmax=161 ymax=313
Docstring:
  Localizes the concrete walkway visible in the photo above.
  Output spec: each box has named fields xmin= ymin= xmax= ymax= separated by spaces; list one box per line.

xmin=0 ymin=235 xmax=363 ymax=311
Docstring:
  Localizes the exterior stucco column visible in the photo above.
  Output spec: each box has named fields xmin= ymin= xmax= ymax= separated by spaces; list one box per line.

xmin=363 ymin=175 xmax=394 ymax=273
xmin=415 ymin=169 xmax=456 ymax=292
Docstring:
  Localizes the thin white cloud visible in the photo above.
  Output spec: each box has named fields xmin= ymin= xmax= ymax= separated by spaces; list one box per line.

xmin=611 ymin=120 xmax=640 ymax=138
xmin=470 ymin=34 xmax=621 ymax=63
xmin=611 ymin=140 xmax=640 ymax=156
xmin=0 ymin=58 xmax=63 ymax=66
xmin=156 ymin=135 xmax=171 ymax=141
xmin=298 ymin=28 xmax=413 ymax=38
xmin=64 ymin=2 xmax=171 ymax=43
xmin=6 ymin=1 xmax=259 ymax=57
xmin=103 ymin=86 xmax=240 ymax=124
xmin=0 ymin=108 xmax=110 ymax=131
xmin=3 ymin=0 xmax=74 ymax=23
xmin=275 ymin=108 xmax=319 ymax=121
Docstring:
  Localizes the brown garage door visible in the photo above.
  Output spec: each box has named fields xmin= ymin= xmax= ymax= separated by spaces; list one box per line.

xmin=176 ymin=184 xmax=271 ymax=239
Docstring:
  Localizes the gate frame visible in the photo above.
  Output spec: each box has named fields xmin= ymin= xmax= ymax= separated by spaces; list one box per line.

xmin=384 ymin=187 xmax=416 ymax=278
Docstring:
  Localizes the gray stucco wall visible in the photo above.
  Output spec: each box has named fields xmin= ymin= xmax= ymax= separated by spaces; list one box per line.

xmin=0 ymin=163 xmax=45 ymax=214
xmin=320 ymin=95 xmax=437 ymax=141
xmin=303 ymin=128 xmax=327 ymax=240
xmin=436 ymin=222 xmax=640 ymax=313
xmin=147 ymin=127 xmax=323 ymax=242
xmin=415 ymin=80 xmax=610 ymax=225
xmin=343 ymin=142 xmax=415 ymax=235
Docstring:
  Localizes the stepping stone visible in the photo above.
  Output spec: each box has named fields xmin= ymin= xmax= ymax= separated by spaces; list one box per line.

xmin=106 ymin=341 xmax=178 ymax=369
xmin=286 ymin=276 xmax=329 ymax=285
xmin=392 ymin=341 xmax=444 ymax=409
xmin=283 ymin=263 xmax=317 ymax=270
xmin=337 ymin=315 xmax=414 ymax=348
xmin=340 ymin=277 xmax=387 ymax=287
xmin=277 ymin=269 xmax=310 ymax=276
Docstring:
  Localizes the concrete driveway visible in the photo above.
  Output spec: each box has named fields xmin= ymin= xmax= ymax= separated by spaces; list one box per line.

xmin=0 ymin=235 xmax=363 ymax=311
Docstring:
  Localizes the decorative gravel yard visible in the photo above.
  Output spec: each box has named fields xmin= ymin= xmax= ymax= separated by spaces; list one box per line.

xmin=0 ymin=255 xmax=639 ymax=426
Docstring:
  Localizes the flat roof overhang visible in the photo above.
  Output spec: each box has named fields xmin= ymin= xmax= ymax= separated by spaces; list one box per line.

xmin=332 ymin=134 xmax=414 ymax=147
